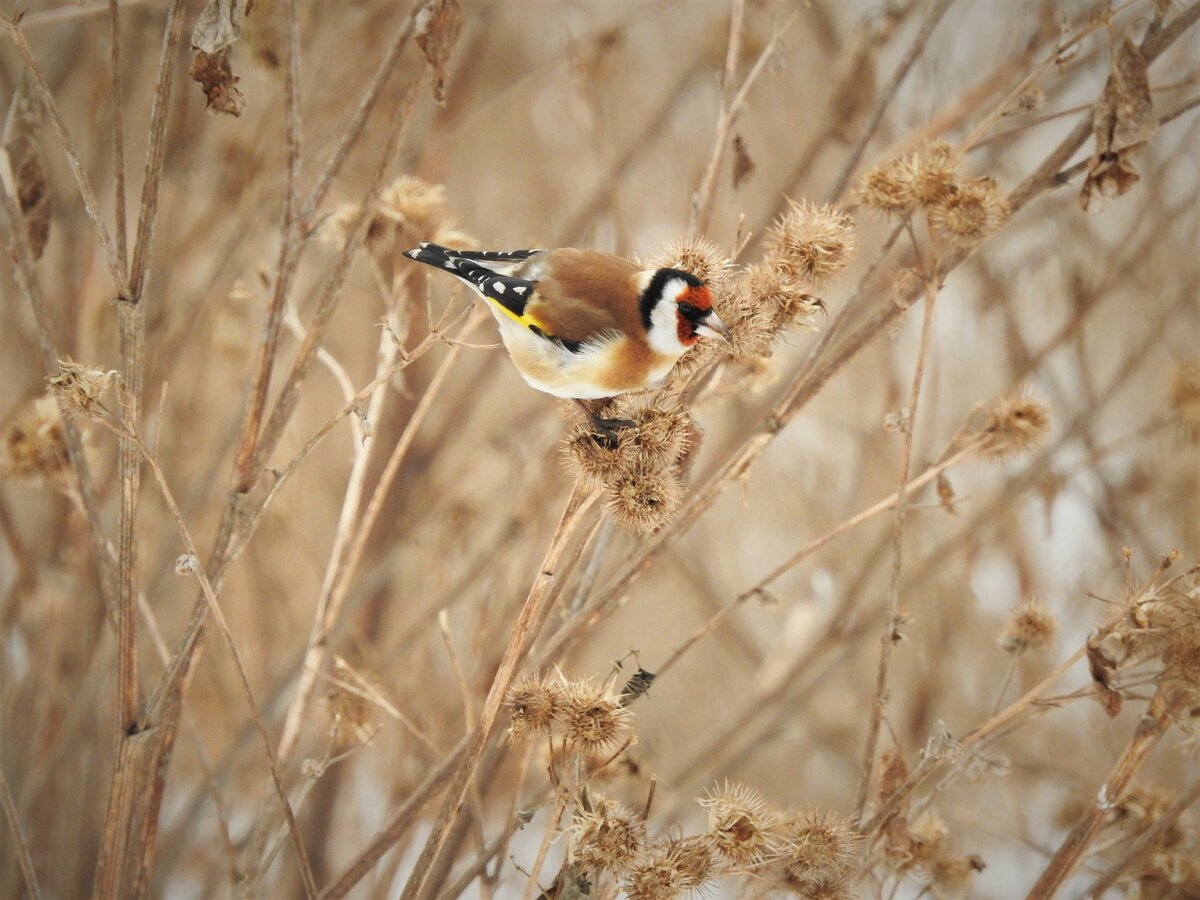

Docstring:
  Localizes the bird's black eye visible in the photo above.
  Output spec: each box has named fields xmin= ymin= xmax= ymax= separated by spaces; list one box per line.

xmin=677 ymin=302 xmax=706 ymax=322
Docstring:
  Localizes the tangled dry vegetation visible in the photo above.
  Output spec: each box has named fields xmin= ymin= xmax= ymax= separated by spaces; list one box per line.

xmin=1 ymin=1 xmax=1199 ymax=898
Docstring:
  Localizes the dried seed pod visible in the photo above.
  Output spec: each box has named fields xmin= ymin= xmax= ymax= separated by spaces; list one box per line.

xmin=699 ymin=781 xmax=777 ymax=868
xmin=999 ymin=600 xmax=1059 ymax=654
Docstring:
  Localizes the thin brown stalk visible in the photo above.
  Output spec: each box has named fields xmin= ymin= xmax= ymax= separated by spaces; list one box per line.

xmin=0 ymin=761 xmax=40 ymax=900
xmin=107 ymin=0 xmax=126 ymax=270
xmin=825 ymin=0 xmax=958 ymax=203
xmin=854 ymin=274 xmax=940 ymax=820
xmin=395 ymin=488 xmax=598 ymax=900
xmin=233 ymin=0 xmax=303 ymax=493
xmin=1027 ymin=688 xmax=1183 ymax=899
xmin=0 ymin=15 xmax=129 ymax=297
xmin=103 ymin=420 xmax=319 ymax=898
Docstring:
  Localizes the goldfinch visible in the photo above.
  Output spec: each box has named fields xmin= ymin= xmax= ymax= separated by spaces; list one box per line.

xmin=404 ymin=243 xmax=729 ymax=402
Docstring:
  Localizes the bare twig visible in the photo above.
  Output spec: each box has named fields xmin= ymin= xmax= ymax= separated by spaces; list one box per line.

xmin=0 ymin=761 xmax=39 ymax=900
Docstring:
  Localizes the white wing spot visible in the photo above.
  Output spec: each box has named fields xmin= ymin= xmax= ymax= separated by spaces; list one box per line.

xmin=443 ymin=260 xmax=456 ymax=269
xmin=493 ymin=282 xmax=506 ymax=294
xmin=513 ymin=285 xmax=527 ymax=295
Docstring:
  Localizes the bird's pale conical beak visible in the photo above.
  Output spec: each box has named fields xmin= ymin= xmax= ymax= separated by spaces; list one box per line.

xmin=695 ymin=311 xmax=730 ymax=343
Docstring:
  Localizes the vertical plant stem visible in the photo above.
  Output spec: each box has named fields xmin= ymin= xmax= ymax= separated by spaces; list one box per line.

xmin=854 ymin=275 xmax=940 ymax=820
xmin=0 ymin=760 xmax=40 ymax=900
xmin=396 ymin=488 xmax=598 ymax=900
xmin=107 ymin=0 xmax=127 ymax=269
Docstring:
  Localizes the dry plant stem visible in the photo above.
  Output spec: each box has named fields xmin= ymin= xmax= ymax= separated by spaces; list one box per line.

xmin=0 ymin=761 xmax=39 ymax=900
xmin=689 ymin=0 xmax=744 ymax=235
xmin=1027 ymin=688 xmax=1185 ymax=899
xmin=0 ymin=162 xmax=116 ymax=609
xmin=107 ymin=0 xmax=127 ymax=269
xmin=0 ymin=17 xmax=129 ymax=297
xmin=274 ymin=317 xmax=477 ymax=776
xmin=538 ymin=3 xmax=1200 ymax=675
xmin=233 ymin=0 xmax=303 ymax=493
xmin=656 ymin=440 xmax=981 ymax=680
xmin=855 ymin=276 xmax=940 ymax=820
xmin=106 ymin=423 xmax=319 ymax=898
xmin=1085 ymin=775 xmax=1200 ymax=897
xmin=394 ymin=488 xmax=598 ymax=900
xmin=691 ymin=8 xmax=796 ymax=236
xmin=521 ymin=787 xmax=570 ymax=900
xmin=825 ymin=0 xmax=957 ymax=203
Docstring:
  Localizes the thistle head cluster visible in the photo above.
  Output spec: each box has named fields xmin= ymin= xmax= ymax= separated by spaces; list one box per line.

xmin=998 ymin=599 xmax=1059 ymax=654
xmin=564 ymin=397 xmax=696 ymax=534
xmin=857 ymin=141 xmax=1009 ymax=247
xmin=46 ymin=359 xmax=118 ymax=421
xmin=504 ymin=673 xmax=632 ymax=750
xmin=978 ymin=390 xmax=1051 ymax=459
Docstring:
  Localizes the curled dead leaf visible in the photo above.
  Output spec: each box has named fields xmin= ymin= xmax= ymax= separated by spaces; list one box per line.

xmin=936 ymin=471 xmax=957 ymax=515
xmin=1087 ymin=636 xmax=1123 ymax=718
xmin=732 ymin=133 xmax=755 ymax=190
xmin=190 ymin=48 xmax=246 ymax=117
xmin=414 ymin=0 xmax=463 ymax=104
xmin=1081 ymin=36 xmax=1156 ymax=214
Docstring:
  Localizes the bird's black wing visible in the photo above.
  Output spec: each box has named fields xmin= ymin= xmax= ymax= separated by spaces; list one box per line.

xmin=405 ymin=242 xmax=541 ymax=320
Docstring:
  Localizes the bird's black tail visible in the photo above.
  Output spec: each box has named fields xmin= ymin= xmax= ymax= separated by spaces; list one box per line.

xmin=404 ymin=242 xmax=540 ymax=319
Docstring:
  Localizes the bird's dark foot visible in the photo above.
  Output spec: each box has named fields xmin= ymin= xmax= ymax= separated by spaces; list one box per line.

xmin=589 ymin=416 xmax=637 ymax=449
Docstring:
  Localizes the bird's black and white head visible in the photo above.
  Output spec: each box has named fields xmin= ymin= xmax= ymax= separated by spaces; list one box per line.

xmin=637 ymin=268 xmax=730 ymax=356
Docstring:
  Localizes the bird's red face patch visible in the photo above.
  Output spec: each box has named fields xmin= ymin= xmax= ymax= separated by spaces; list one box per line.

xmin=675 ymin=285 xmax=714 ymax=346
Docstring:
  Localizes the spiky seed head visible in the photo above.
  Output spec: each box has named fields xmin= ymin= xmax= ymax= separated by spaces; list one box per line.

xmin=606 ymin=465 xmax=684 ymax=535
xmin=559 ymin=679 xmax=633 ymax=751
xmin=785 ymin=875 xmax=855 ymax=900
xmin=999 ymin=600 xmax=1058 ymax=654
xmin=652 ymin=236 xmax=737 ymax=292
xmin=928 ymin=176 xmax=1009 ymax=248
xmin=505 ymin=673 xmax=563 ymax=741
xmin=857 ymin=156 xmax=919 ymax=215
xmin=1 ymin=394 xmax=70 ymax=487
xmin=571 ymin=800 xmax=647 ymax=876
xmin=699 ymin=781 xmax=776 ymax=868
xmin=981 ymin=392 xmax=1051 ymax=458
xmin=909 ymin=141 xmax=960 ymax=207
xmin=47 ymin=359 xmax=117 ymax=420
xmin=780 ymin=811 xmax=862 ymax=883
xmin=766 ymin=201 xmax=857 ymax=288
xmin=623 ymin=837 xmax=716 ymax=900
xmin=723 ymin=270 xmax=785 ymax=358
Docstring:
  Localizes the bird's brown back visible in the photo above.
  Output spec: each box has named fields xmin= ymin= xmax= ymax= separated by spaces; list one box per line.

xmin=519 ymin=249 xmax=644 ymax=345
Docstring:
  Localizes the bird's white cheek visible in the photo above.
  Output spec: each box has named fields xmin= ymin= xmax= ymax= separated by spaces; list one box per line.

xmin=647 ymin=302 xmax=687 ymax=356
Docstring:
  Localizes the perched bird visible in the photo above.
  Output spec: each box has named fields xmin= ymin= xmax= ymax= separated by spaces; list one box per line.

xmin=404 ymin=243 xmax=729 ymax=422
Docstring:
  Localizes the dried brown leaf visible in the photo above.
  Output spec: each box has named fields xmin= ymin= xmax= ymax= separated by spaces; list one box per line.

xmin=1087 ymin=637 xmax=1123 ymax=718
xmin=732 ymin=133 xmax=756 ymax=190
xmin=1081 ymin=36 xmax=1156 ymax=213
xmin=193 ymin=0 xmax=251 ymax=54
xmin=190 ymin=48 xmax=246 ymax=117
xmin=414 ymin=0 xmax=463 ymax=104
xmin=936 ymin=472 xmax=957 ymax=515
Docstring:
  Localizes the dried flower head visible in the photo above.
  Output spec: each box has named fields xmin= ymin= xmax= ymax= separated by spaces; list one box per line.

xmin=928 ymin=853 xmax=984 ymax=899
xmin=1170 ymin=360 xmax=1200 ymax=442
xmin=47 ymin=360 xmax=118 ymax=420
xmin=563 ymin=401 xmax=694 ymax=493
xmin=322 ymin=174 xmax=474 ymax=286
xmin=559 ymin=679 xmax=633 ymax=751
xmin=928 ymin=176 xmax=1009 ymax=248
xmin=980 ymin=391 xmax=1051 ymax=458
xmin=699 ymin=781 xmax=776 ymax=868
xmin=1010 ymin=84 xmax=1047 ymax=116
xmin=652 ymin=236 xmax=737 ymax=292
xmin=572 ymin=800 xmax=647 ymax=875
xmin=766 ymin=201 xmax=857 ymax=288
xmin=623 ymin=837 xmax=716 ymax=900
xmin=1 ymin=394 xmax=69 ymax=487
xmin=606 ymin=464 xmax=684 ymax=535
xmin=1114 ymin=584 xmax=1200 ymax=663
xmin=908 ymin=810 xmax=950 ymax=865
xmin=722 ymin=270 xmax=788 ymax=357
xmin=505 ymin=673 xmax=563 ymax=741
xmin=857 ymin=155 xmax=919 ymax=215
xmin=909 ymin=141 xmax=960 ymax=207
xmin=174 ymin=554 xmax=200 ymax=576
xmin=999 ymin=599 xmax=1058 ymax=654
xmin=780 ymin=811 xmax=861 ymax=883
